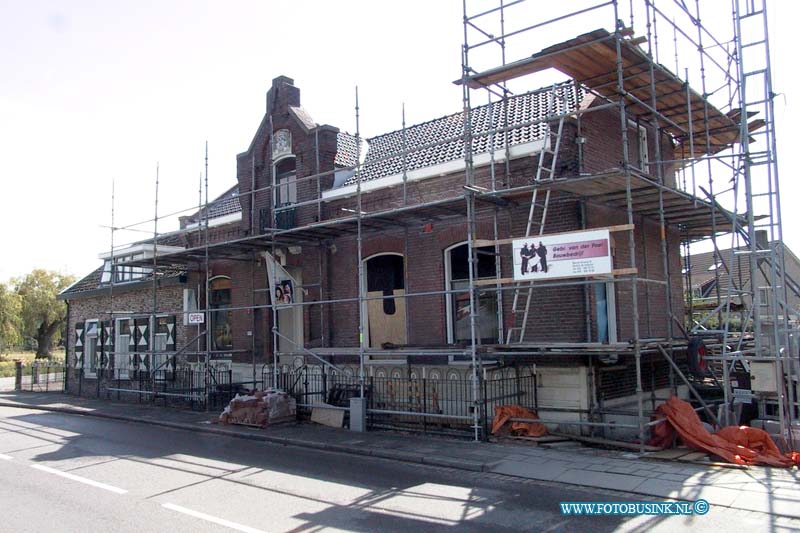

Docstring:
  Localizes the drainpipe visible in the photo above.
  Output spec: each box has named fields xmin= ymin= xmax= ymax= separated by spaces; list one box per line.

xmin=64 ymin=300 xmax=70 ymax=392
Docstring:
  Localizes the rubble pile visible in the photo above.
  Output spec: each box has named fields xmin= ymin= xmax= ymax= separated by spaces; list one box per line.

xmin=216 ymin=389 xmax=296 ymax=428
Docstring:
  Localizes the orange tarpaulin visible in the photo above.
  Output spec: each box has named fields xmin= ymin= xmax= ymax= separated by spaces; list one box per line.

xmin=491 ymin=405 xmax=547 ymax=437
xmin=650 ymin=396 xmax=799 ymax=468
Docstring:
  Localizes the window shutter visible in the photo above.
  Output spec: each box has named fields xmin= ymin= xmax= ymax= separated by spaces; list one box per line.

xmin=165 ymin=315 xmax=176 ymax=351
xmin=128 ymin=321 xmax=136 ymax=370
xmin=106 ymin=321 xmax=115 ymax=354
xmin=100 ymin=320 xmax=113 ymax=369
xmin=75 ymin=324 xmax=84 ymax=366
xmin=134 ymin=317 xmax=149 ymax=351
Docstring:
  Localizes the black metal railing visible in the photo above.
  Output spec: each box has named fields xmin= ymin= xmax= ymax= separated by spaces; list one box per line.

xmin=71 ymin=367 xmax=234 ymax=411
xmin=14 ymin=361 xmax=66 ymax=393
xmin=262 ymin=366 xmax=537 ymax=438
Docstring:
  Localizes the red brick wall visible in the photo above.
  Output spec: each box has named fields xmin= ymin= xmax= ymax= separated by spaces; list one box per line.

xmin=65 ymin=283 xmax=186 ymax=394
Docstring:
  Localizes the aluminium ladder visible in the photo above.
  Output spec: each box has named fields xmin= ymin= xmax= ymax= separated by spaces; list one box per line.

xmin=505 ymin=86 xmax=567 ymax=344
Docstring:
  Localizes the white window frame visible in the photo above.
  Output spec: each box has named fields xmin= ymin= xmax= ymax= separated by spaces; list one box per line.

xmin=113 ymin=253 xmax=152 ymax=284
xmin=100 ymin=260 xmax=112 ymax=283
xmin=114 ymin=317 xmax=132 ymax=378
xmin=758 ymin=287 xmax=769 ymax=308
xmin=273 ymin=155 xmax=297 ymax=208
xmin=84 ymin=319 xmax=99 ymax=378
xmin=443 ymin=242 xmax=500 ymax=345
xmin=627 ymin=120 xmax=649 ymax=171
xmin=183 ymin=288 xmax=198 ymax=325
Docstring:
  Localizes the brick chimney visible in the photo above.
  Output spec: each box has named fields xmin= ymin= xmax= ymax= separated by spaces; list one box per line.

xmin=266 ymin=75 xmax=300 ymax=116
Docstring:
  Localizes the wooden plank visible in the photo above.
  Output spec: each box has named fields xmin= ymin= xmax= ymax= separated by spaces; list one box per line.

xmin=473 ymin=223 xmax=634 ymax=248
xmin=466 ymin=28 xmax=741 ymax=161
xmin=549 ymin=432 xmax=664 ymax=452
xmin=647 ymin=448 xmax=695 ymax=460
xmin=509 ymin=435 xmax=570 ymax=444
xmin=311 ymin=403 xmax=345 ymax=428
xmin=473 ymin=268 xmax=637 ymax=287
xmin=367 ymin=289 xmax=407 ymax=347
xmin=677 ymin=451 xmax=709 ymax=462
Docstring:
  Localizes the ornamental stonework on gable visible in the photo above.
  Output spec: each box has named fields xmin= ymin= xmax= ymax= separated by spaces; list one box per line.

xmin=272 ymin=129 xmax=292 ymax=159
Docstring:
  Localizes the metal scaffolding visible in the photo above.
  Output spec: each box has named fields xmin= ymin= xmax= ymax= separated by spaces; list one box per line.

xmin=82 ymin=0 xmax=797 ymax=448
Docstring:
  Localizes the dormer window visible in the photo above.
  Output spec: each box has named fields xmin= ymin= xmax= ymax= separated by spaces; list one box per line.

xmin=116 ymin=254 xmax=149 ymax=282
xmin=99 ymin=257 xmax=152 ymax=284
xmin=98 ymin=244 xmax=184 ymax=285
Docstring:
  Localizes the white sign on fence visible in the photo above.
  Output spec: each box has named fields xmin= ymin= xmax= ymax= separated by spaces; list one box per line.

xmin=732 ymin=388 xmax=754 ymax=404
xmin=512 ymin=229 xmax=612 ymax=281
xmin=187 ymin=312 xmax=205 ymax=325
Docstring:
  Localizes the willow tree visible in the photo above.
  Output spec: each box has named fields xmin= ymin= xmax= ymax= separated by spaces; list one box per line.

xmin=0 ymin=282 xmax=21 ymax=352
xmin=15 ymin=270 xmax=75 ymax=358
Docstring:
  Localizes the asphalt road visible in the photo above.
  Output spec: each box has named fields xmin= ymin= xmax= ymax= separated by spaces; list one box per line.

xmin=0 ymin=406 xmax=794 ymax=533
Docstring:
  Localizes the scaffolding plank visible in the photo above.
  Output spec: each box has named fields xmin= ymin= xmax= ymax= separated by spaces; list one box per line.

xmin=465 ymin=29 xmax=744 ymax=160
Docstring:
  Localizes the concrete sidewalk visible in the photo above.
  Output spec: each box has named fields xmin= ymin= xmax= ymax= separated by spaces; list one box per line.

xmin=1 ymin=391 xmax=798 ymax=518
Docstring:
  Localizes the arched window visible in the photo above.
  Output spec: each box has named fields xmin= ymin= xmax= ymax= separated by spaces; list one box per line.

xmin=362 ymin=253 xmax=406 ymax=347
xmin=209 ymin=276 xmax=232 ymax=350
xmin=274 ymin=157 xmax=297 ymax=207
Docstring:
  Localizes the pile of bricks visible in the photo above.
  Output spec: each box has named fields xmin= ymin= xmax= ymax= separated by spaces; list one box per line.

xmin=216 ymin=389 xmax=296 ymax=428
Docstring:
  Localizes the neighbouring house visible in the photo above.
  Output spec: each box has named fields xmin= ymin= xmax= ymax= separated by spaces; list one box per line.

xmin=685 ymin=238 xmax=800 ymax=324
xmin=60 ymin=29 xmax=755 ymax=439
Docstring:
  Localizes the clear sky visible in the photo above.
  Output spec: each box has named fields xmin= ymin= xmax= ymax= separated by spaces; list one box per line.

xmin=1 ymin=0 xmax=798 ymax=283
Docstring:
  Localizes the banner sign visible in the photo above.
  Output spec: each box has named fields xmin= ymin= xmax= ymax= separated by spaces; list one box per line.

xmin=512 ymin=229 xmax=612 ymax=281
xmin=262 ymin=251 xmax=297 ymax=307
xmin=274 ymin=279 xmax=294 ymax=305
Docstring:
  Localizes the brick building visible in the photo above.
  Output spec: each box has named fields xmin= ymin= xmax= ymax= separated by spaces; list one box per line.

xmin=60 ymin=29 xmax=748 ymax=437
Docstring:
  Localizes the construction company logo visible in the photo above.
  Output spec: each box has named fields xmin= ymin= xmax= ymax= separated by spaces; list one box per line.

xmin=512 ymin=228 xmax=612 ymax=281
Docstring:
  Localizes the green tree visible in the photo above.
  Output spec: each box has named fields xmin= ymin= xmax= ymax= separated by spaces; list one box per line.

xmin=0 ymin=282 xmax=22 ymax=352
xmin=14 ymin=270 xmax=75 ymax=358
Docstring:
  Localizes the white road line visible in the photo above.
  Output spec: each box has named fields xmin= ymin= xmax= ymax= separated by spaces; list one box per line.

xmin=162 ymin=503 xmax=267 ymax=533
xmin=0 ymin=453 xmax=12 ymax=461
xmin=30 ymin=464 xmax=128 ymax=494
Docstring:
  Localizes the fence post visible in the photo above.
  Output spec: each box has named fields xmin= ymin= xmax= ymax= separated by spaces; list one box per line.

xmin=14 ymin=361 xmax=22 ymax=391
xmin=421 ymin=378 xmax=427 ymax=434
xmin=45 ymin=364 xmax=49 ymax=392
xmin=482 ymin=378 xmax=489 ymax=441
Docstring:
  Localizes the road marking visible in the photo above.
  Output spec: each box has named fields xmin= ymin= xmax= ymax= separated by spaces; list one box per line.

xmin=162 ymin=503 xmax=266 ymax=533
xmin=30 ymin=464 xmax=128 ymax=494
xmin=0 ymin=453 xmax=11 ymax=461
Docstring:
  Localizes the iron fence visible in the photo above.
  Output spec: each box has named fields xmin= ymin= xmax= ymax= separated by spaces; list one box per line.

xmin=71 ymin=367 xmax=234 ymax=411
xmin=263 ymin=366 xmax=537 ymax=438
xmin=14 ymin=361 xmax=66 ymax=393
